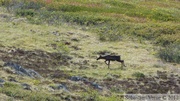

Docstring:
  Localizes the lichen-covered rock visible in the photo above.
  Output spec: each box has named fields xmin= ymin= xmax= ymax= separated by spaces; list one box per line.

xmin=49 ymin=84 xmax=69 ymax=92
xmin=21 ymin=83 xmax=32 ymax=91
xmin=70 ymin=76 xmax=103 ymax=90
xmin=0 ymin=78 xmax=5 ymax=83
xmin=0 ymin=78 xmax=5 ymax=87
xmin=3 ymin=62 xmax=43 ymax=78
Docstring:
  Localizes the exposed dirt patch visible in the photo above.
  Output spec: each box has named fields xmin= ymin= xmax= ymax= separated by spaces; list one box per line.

xmin=47 ymin=69 xmax=71 ymax=79
xmin=0 ymin=47 xmax=72 ymax=77
xmin=101 ymin=71 xmax=180 ymax=94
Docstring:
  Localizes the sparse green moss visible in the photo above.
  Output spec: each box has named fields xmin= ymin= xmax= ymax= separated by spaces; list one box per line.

xmin=0 ymin=82 xmax=60 ymax=101
xmin=158 ymin=44 xmax=180 ymax=63
xmin=132 ymin=72 xmax=145 ymax=79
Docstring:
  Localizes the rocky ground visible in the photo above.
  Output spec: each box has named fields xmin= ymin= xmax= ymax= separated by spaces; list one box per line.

xmin=0 ymin=45 xmax=179 ymax=100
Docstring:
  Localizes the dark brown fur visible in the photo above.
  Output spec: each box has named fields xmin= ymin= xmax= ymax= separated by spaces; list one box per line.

xmin=97 ymin=55 xmax=126 ymax=68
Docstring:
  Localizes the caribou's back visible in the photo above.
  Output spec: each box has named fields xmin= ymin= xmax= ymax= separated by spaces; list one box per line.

xmin=104 ymin=55 xmax=120 ymax=61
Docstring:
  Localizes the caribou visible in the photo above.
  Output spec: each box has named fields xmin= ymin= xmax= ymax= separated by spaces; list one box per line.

xmin=97 ymin=55 xmax=126 ymax=68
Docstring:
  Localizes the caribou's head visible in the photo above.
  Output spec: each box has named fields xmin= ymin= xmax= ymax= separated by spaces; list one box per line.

xmin=97 ymin=55 xmax=103 ymax=60
xmin=121 ymin=60 xmax=126 ymax=67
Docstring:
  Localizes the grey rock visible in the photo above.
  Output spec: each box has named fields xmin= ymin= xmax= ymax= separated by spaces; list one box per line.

xmin=21 ymin=83 xmax=32 ymax=90
xmin=70 ymin=76 xmax=103 ymax=90
xmin=4 ymin=62 xmax=42 ymax=78
xmin=49 ymin=84 xmax=69 ymax=92
xmin=70 ymin=76 xmax=83 ymax=81
xmin=9 ymin=78 xmax=17 ymax=82
xmin=91 ymin=82 xmax=103 ymax=90
xmin=0 ymin=78 xmax=5 ymax=87
xmin=26 ymin=69 xmax=43 ymax=78
xmin=0 ymin=84 xmax=3 ymax=87
xmin=0 ymin=78 xmax=5 ymax=83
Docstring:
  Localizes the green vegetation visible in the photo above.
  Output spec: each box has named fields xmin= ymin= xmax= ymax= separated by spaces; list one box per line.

xmin=0 ymin=0 xmax=179 ymax=45
xmin=0 ymin=0 xmax=180 ymax=100
xmin=0 ymin=82 xmax=60 ymax=101
xmin=158 ymin=44 xmax=180 ymax=63
xmin=132 ymin=72 xmax=145 ymax=79
xmin=1 ymin=0 xmax=178 ymax=63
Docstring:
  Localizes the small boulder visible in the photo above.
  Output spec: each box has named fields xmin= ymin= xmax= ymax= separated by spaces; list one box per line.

xmin=3 ymin=62 xmax=42 ymax=78
xmin=21 ymin=83 xmax=32 ymax=91
xmin=0 ymin=79 xmax=5 ymax=88
xmin=91 ymin=82 xmax=103 ymax=90
xmin=70 ymin=76 xmax=83 ymax=82
xmin=26 ymin=69 xmax=43 ymax=78
xmin=49 ymin=84 xmax=69 ymax=92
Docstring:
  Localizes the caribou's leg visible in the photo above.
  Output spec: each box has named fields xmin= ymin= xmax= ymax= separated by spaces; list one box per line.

xmin=121 ymin=60 xmax=126 ymax=67
xmin=104 ymin=60 xmax=110 ymax=68
xmin=118 ymin=60 xmax=126 ymax=67
xmin=108 ymin=60 xmax=110 ymax=69
xmin=104 ymin=60 xmax=108 ymax=65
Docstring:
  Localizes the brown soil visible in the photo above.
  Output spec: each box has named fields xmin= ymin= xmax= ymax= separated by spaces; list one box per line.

xmin=0 ymin=47 xmax=71 ymax=77
xmin=0 ymin=47 xmax=179 ymax=94
xmin=102 ymin=71 xmax=180 ymax=94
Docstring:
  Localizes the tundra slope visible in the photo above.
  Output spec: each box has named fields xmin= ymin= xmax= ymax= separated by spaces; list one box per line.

xmin=0 ymin=8 xmax=180 ymax=100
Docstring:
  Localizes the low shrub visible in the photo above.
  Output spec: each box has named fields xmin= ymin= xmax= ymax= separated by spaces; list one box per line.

xmin=132 ymin=72 xmax=145 ymax=78
xmin=158 ymin=44 xmax=180 ymax=63
xmin=0 ymin=82 xmax=60 ymax=101
xmin=99 ymin=32 xmax=123 ymax=41
xmin=16 ymin=9 xmax=36 ymax=17
xmin=150 ymin=8 xmax=175 ymax=21
xmin=82 ymin=90 xmax=100 ymax=101
xmin=60 ymin=12 xmax=110 ymax=26
xmin=31 ymin=10 xmax=110 ymax=26
xmin=156 ymin=34 xmax=180 ymax=46
xmin=21 ymin=0 xmax=44 ymax=10
xmin=97 ymin=23 xmax=127 ymax=41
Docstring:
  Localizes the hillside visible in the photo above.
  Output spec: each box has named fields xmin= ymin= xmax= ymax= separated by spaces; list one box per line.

xmin=0 ymin=0 xmax=180 ymax=101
